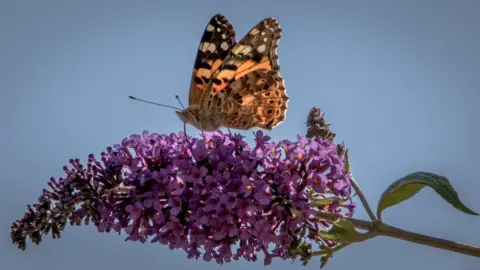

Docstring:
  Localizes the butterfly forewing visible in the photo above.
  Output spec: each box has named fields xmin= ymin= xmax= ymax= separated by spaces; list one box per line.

xmin=188 ymin=14 xmax=236 ymax=106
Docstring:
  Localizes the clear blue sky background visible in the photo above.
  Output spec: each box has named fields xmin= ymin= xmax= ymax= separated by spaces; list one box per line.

xmin=2 ymin=1 xmax=479 ymax=269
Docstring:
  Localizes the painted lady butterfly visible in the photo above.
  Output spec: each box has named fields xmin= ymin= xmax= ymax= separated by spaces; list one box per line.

xmin=175 ymin=14 xmax=289 ymax=131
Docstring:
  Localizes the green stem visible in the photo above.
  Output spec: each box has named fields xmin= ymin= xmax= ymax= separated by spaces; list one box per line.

xmin=350 ymin=176 xmax=377 ymax=222
xmin=343 ymin=151 xmax=377 ymax=222
xmin=316 ymin=211 xmax=480 ymax=258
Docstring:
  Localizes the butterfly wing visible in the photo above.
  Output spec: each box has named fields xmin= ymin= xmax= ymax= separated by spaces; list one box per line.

xmin=215 ymin=70 xmax=288 ymax=130
xmin=188 ymin=14 xmax=236 ymax=106
xmin=200 ymin=17 xmax=288 ymax=130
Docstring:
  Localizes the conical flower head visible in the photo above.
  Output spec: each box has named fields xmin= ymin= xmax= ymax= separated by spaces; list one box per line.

xmin=11 ymin=130 xmax=355 ymax=265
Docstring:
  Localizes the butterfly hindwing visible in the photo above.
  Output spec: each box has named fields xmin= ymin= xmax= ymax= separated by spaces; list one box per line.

xmin=188 ymin=14 xmax=236 ymax=106
xmin=206 ymin=69 xmax=288 ymax=130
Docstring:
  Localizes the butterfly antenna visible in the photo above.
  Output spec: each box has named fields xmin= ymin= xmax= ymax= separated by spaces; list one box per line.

xmin=129 ymin=96 xmax=182 ymax=111
xmin=175 ymin=95 xmax=186 ymax=110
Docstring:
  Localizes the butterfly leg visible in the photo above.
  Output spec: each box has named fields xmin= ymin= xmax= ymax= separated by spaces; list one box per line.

xmin=198 ymin=122 xmax=207 ymax=142
xmin=201 ymin=130 xmax=208 ymax=142
xmin=183 ymin=122 xmax=190 ymax=143
xmin=227 ymin=128 xmax=233 ymax=136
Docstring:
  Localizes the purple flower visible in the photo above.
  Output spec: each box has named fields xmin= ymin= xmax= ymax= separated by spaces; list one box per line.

xmin=306 ymin=172 xmax=328 ymax=193
xmin=219 ymin=192 xmax=237 ymax=210
xmin=168 ymin=176 xmax=185 ymax=195
xmin=185 ymin=166 xmax=208 ymax=183
xmin=143 ymin=192 xmax=163 ymax=211
xmin=126 ymin=201 xmax=143 ymax=220
xmin=11 ymin=130 xmax=355 ymax=265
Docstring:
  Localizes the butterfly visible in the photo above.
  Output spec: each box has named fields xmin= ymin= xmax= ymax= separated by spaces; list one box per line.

xmin=175 ymin=14 xmax=289 ymax=132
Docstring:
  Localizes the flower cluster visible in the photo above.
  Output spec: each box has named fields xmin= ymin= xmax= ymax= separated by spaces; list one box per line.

xmin=11 ymin=130 xmax=355 ymax=265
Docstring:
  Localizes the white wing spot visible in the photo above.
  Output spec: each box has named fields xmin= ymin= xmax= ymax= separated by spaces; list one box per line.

xmin=256 ymin=44 xmax=266 ymax=53
xmin=260 ymin=32 xmax=266 ymax=36
xmin=242 ymin=45 xmax=252 ymax=55
xmin=250 ymin=28 xmax=260 ymax=35
xmin=220 ymin=42 xmax=229 ymax=51
xmin=206 ymin=24 xmax=215 ymax=32
xmin=263 ymin=38 xmax=268 ymax=42
xmin=208 ymin=43 xmax=217 ymax=53
xmin=233 ymin=45 xmax=252 ymax=55
xmin=200 ymin=42 xmax=217 ymax=53
xmin=217 ymin=28 xmax=222 ymax=32
xmin=221 ymin=34 xmax=227 ymax=39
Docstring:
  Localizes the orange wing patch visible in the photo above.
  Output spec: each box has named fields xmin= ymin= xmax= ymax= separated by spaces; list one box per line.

xmin=235 ymin=56 xmax=272 ymax=79
xmin=193 ymin=58 xmax=224 ymax=92
xmin=211 ymin=69 xmax=235 ymax=92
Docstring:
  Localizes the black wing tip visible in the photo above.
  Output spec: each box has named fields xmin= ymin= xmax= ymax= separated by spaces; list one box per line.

xmin=211 ymin=13 xmax=226 ymax=20
xmin=210 ymin=14 xmax=232 ymax=27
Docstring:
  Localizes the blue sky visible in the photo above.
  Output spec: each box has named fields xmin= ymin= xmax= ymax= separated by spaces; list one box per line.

xmin=1 ymin=1 xmax=479 ymax=269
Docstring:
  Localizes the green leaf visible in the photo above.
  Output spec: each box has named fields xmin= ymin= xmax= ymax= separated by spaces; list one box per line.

xmin=317 ymin=218 xmax=370 ymax=244
xmin=377 ymin=171 xmax=479 ymax=220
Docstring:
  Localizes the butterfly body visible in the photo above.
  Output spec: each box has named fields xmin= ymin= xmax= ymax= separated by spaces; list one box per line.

xmin=177 ymin=14 xmax=289 ymax=132
xmin=176 ymin=105 xmax=221 ymax=132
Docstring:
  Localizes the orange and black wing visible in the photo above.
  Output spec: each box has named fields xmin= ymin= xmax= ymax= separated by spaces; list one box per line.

xmin=188 ymin=14 xmax=236 ymax=106
xmin=199 ymin=17 xmax=287 ymax=130
xmin=200 ymin=17 xmax=281 ymax=97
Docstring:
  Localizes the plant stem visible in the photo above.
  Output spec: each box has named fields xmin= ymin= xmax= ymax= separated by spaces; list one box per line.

xmin=316 ymin=211 xmax=480 ymax=258
xmin=343 ymin=151 xmax=377 ymax=222
xmin=350 ymin=176 xmax=377 ymax=221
